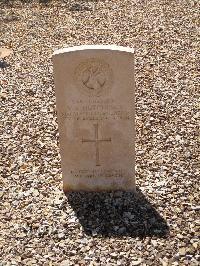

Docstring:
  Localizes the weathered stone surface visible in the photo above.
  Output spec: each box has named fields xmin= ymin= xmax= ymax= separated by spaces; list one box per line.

xmin=53 ymin=45 xmax=135 ymax=191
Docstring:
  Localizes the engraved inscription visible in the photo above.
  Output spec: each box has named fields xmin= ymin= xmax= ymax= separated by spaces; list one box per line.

xmin=70 ymin=169 xmax=124 ymax=179
xmin=75 ymin=59 xmax=113 ymax=97
xmin=82 ymin=123 xmax=111 ymax=166
xmin=60 ymin=109 xmax=130 ymax=121
xmin=58 ymin=99 xmax=131 ymax=121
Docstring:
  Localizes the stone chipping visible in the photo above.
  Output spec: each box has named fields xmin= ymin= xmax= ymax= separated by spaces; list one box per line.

xmin=0 ymin=0 xmax=199 ymax=265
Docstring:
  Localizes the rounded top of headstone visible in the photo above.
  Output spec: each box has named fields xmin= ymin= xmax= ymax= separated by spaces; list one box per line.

xmin=0 ymin=48 xmax=13 ymax=58
xmin=53 ymin=45 xmax=134 ymax=56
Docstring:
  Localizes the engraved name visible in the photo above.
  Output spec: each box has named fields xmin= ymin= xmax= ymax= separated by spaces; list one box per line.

xmin=59 ymin=110 xmax=130 ymax=121
xmin=58 ymin=103 xmax=130 ymax=121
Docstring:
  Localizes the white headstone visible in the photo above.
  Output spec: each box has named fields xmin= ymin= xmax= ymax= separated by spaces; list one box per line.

xmin=53 ymin=45 xmax=135 ymax=192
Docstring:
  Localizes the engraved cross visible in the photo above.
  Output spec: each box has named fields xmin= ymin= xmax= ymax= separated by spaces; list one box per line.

xmin=82 ymin=124 xmax=111 ymax=166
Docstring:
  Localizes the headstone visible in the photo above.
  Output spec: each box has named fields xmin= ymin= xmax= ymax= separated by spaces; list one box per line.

xmin=53 ymin=45 xmax=135 ymax=192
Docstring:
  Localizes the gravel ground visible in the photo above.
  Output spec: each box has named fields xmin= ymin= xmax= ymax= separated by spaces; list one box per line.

xmin=0 ymin=0 xmax=199 ymax=265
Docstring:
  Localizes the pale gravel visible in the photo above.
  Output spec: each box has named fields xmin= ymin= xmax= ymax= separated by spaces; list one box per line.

xmin=0 ymin=0 xmax=199 ymax=265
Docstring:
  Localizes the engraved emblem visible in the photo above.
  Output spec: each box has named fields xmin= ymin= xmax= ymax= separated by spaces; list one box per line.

xmin=75 ymin=59 xmax=113 ymax=96
xmin=82 ymin=123 xmax=111 ymax=166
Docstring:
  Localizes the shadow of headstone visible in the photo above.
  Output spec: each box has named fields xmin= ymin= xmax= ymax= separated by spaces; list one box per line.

xmin=64 ymin=188 xmax=169 ymax=238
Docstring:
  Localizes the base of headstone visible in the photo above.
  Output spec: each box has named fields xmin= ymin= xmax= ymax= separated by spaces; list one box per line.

xmin=63 ymin=179 xmax=136 ymax=193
